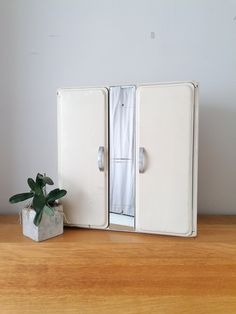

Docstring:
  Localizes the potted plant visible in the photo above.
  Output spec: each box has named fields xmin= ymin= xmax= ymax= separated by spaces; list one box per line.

xmin=9 ymin=173 xmax=67 ymax=242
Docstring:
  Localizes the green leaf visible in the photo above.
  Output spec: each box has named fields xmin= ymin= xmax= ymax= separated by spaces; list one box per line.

xmin=43 ymin=205 xmax=54 ymax=216
xmin=32 ymin=194 xmax=46 ymax=212
xmin=33 ymin=209 xmax=43 ymax=226
xmin=46 ymin=188 xmax=59 ymax=200
xmin=36 ymin=173 xmax=45 ymax=188
xmin=42 ymin=176 xmax=54 ymax=185
xmin=46 ymin=189 xmax=67 ymax=203
xmin=36 ymin=173 xmax=54 ymax=186
xmin=27 ymin=178 xmax=41 ymax=195
xmin=9 ymin=192 xmax=34 ymax=204
xmin=27 ymin=178 xmax=36 ymax=190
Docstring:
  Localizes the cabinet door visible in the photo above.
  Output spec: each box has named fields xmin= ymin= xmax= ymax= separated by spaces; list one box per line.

xmin=57 ymin=88 xmax=108 ymax=229
xmin=136 ymin=83 xmax=196 ymax=236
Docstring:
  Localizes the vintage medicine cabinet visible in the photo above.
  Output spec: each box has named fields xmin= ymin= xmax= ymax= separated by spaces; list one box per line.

xmin=57 ymin=82 xmax=198 ymax=237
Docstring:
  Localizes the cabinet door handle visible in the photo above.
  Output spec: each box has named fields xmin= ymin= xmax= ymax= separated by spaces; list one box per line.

xmin=98 ymin=146 xmax=105 ymax=171
xmin=139 ymin=147 xmax=145 ymax=173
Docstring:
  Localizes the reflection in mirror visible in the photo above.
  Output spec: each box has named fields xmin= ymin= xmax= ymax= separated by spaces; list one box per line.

xmin=109 ymin=86 xmax=136 ymax=230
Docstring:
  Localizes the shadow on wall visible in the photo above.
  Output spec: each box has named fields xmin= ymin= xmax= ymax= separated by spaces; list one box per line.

xmin=198 ymin=104 xmax=236 ymax=214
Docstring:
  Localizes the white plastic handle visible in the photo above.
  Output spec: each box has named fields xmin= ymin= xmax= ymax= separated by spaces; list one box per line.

xmin=98 ymin=146 xmax=105 ymax=171
xmin=139 ymin=147 xmax=145 ymax=173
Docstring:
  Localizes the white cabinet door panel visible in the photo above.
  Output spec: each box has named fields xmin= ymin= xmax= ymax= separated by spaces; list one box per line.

xmin=57 ymin=88 xmax=108 ymax=228
xmin=136 ymin=83 xmax=195 ymax=236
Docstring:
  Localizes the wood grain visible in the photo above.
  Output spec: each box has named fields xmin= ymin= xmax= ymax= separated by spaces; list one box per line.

xmin=0 ymin=215 xmax=236 ymax=313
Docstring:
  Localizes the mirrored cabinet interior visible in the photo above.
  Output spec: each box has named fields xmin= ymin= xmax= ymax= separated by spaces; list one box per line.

xmin=57 ymin=82 xmax=198 ymax=237
xmin=109 ymin=86 xmax=136 ymax=230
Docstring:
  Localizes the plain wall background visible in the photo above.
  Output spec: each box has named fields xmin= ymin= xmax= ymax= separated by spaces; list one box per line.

xmin=0 ymin=0 xmax=235 ymax=214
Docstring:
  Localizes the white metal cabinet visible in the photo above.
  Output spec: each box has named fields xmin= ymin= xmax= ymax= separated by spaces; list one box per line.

xmin=57 ymin=82 xmax=198 ymax=236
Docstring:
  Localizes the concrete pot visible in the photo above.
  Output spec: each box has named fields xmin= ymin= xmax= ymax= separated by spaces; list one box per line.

xmin=22 ymin=205 xmax=64 ymax=241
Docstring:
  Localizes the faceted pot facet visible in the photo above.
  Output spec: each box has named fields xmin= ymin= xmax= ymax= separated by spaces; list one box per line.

xmin=22 ymin=205 xmax=64 ymax=241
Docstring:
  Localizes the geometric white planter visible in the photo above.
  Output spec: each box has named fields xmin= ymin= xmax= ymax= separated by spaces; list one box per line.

xmin=22 ymin=205 xmax=64 ymax=242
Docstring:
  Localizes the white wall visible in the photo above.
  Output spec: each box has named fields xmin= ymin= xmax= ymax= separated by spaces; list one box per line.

xmin=0 ymin=0 xmax=235 ymax=214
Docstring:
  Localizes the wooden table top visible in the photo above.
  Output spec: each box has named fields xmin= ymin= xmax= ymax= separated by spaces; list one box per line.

xmin=0 ymin=215 xmax=236 ymax=314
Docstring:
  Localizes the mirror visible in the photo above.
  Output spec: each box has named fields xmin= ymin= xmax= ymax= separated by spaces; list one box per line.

xmin=108 ymin=86 xmax=136 ymax=230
